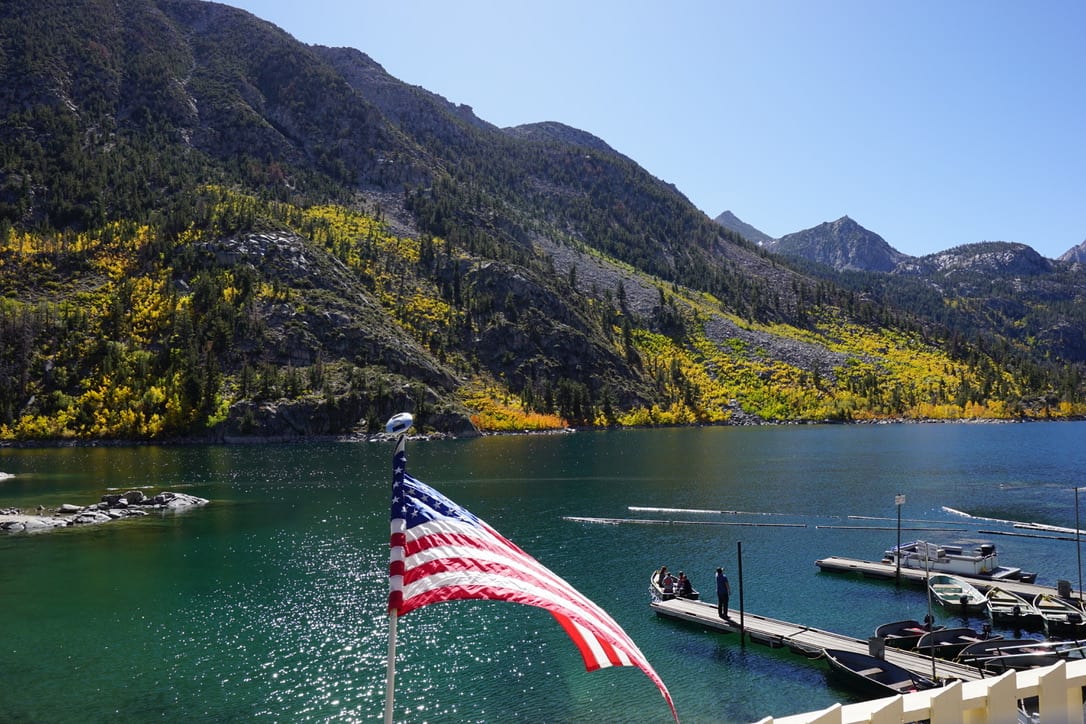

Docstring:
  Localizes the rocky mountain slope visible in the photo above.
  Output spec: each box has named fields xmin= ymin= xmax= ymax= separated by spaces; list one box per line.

xmin=766 ymin=216 xmax=909 ymax=273
xmin=1060 ymin=241 xmax=1086 ymax=264
xmin=0 ymin=0 xmax=1083 ymax=442
xmin=734 ymin=211 xmax=1086 ymax=363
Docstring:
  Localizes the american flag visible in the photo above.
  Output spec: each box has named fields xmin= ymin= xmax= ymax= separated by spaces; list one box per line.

xmin=387 ymin=446 xmax=677 ymax=721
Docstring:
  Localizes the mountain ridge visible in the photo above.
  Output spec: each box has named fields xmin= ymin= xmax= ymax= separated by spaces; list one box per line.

xmin=733 ymin=213 xmax=1086 ymax=362
xmin=0 ymin=0 xmax=1083 ymax=442
xmin=713 ymin=211 xmax=775 ymax=247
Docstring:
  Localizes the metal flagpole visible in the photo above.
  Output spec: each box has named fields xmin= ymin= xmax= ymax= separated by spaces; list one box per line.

xmin=384 ymin=610 xmax=398 ymax=724
xmin=384 ymin=413 xmax=413 ymax=724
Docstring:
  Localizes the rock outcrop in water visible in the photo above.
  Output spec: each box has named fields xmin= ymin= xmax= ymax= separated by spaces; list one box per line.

xmin=0 ymin=490 xmax=209 ymax=533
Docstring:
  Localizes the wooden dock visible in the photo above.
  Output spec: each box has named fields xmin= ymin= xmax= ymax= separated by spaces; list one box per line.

xmin=814 ymin=555 xmax=1084 ymax=603
xmin=650 ymin=596 xmax=984 ymax=682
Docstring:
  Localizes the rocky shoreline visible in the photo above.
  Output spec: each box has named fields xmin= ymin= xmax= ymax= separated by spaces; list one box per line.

xmin=0 ymin=489 xmax=209 ymax=533
xmin=2 ymin=415 xmax=1082 ymax=450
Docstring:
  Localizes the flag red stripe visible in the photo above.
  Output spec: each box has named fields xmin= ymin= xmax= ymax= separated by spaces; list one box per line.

xmin=551 ymin=613 xmax=598 ymax=670
xmin=405 ymin=524 xmax=622 ymax=622
xmin=403 ymin=527 xmax=647 ymax=668
xmin=401 ymin=525 xmax=642 ymax=652
xmin=398 ymin=581 xmax=637 ymax=669
xmin=552 ymin=611 xmax=612 ymax=671
xmin=402 ymin=555 xmax=632 ymax=645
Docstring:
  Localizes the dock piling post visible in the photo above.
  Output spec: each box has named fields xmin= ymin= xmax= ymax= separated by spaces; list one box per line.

xmin=895 ymin=493 xmax=905 ymax=587
xmin=737 ymin=540 xmax=745 ymax=647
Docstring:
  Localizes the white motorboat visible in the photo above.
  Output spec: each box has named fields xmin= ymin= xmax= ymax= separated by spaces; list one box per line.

xmin=884 ymin=540 xmax=1036 ymax=582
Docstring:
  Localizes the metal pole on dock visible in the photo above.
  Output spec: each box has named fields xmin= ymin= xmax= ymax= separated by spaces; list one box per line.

xmin=895 ymin=493 xmax=905 ymax=587
xmin=1077 ymin=487 xmax=1083 ymax=603
xmin=923 ymin=545 xmax=936 ymax=682
xmin=737 ymin=541 xmax=745 ymax=647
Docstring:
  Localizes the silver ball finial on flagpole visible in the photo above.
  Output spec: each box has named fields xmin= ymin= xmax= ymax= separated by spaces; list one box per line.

xmin=385 ymin=412 xmax=413 ymax=436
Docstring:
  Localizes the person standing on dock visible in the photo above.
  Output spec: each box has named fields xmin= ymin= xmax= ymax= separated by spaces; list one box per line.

xmin=716 ymin=567 xmax=731 ymax=619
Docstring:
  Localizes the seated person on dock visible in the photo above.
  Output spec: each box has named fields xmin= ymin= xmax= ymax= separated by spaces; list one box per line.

xmin=678 ymin=572 xmax=694 ymax=598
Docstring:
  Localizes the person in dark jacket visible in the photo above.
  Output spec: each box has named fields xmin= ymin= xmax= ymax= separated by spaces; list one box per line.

xmin=677 ymin=571 xmax=694 ymax=598
xmin=716 ymin=567 xmax=731 ymax=619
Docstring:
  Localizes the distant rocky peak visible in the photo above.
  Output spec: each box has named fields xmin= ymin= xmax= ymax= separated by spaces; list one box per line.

xmin=1059 ymin=239 xmax=1086 ymax=264
xmin=713 ymin=210 xmax=775 ymax=246
xmin=767 ymin=215 xmax=909 ymax=273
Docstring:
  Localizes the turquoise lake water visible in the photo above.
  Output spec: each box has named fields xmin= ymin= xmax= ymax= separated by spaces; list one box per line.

xmin=2 ymin=422 xmax=1085 ymax=723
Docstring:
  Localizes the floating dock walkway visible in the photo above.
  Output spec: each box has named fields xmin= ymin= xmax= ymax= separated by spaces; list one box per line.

xmin=814 ymin=555 xmax=1082 ymax=603
xmin=650 ymin=596 xmax=984 ymax=683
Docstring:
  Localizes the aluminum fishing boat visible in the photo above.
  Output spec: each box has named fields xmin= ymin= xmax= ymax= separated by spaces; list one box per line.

xmin=928 ymin=573 xmax=987 ymax=612
xmin=915 ymin=626 xmax=1002 ymax=659
xmin=649 ymin=568 xmax=699 ymax=601
xmin=986 ymin=586 xmax=1044 ymax=629
xmin=956 ymin=638 xmax=1086 ymax=673
xmin=822 ymin=648 xmax=939 ymax=698
xmin=1033 ymin=593 xmax=1086 ymax=638
xmin=875 ymin=619 xmax=944 ymax=651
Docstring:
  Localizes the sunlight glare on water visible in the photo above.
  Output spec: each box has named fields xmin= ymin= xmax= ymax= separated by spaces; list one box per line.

xmin=2 ymin=423 xmax=1086 ymax=722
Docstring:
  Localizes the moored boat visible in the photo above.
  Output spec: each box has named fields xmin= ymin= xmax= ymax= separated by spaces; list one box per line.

xmin=928 ymin=573 xmax=987 ymax=612
xmin=822 ymin=648 xmax=939 ymax=698
xmin=954 ymin=638 xmax=1044 ymax=666
xmin=875 ymin=619 xmax=944 ymax=651
xmin=884 ymin=540 xmax=1036 ymax=582
xmin=916 ymin=626 xmax=1002 ymax=659
xmin=650 ymin=568 xmax=675 ymax=600
xmin=1033 ymin=592 xmax=1086 ymax=638
xmin=986 ymin=586 xmax=1044 ymax=629
xmin=956 ymin=638 xmax=1086 ymax=673
xmin=649 ymin=568 xmax=699 ymax=601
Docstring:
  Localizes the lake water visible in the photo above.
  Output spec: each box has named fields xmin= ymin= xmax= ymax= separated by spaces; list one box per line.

xmin=2 ymin=422 xmax=1085 ymax=723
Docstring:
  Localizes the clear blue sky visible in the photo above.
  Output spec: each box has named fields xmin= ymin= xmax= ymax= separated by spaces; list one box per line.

xmin=220 ymin=0 xmax=1085 ymax=259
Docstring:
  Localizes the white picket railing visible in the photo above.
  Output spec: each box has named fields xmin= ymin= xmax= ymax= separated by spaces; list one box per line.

xmin=755 ymin=658 xmax=1086 ymax=724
